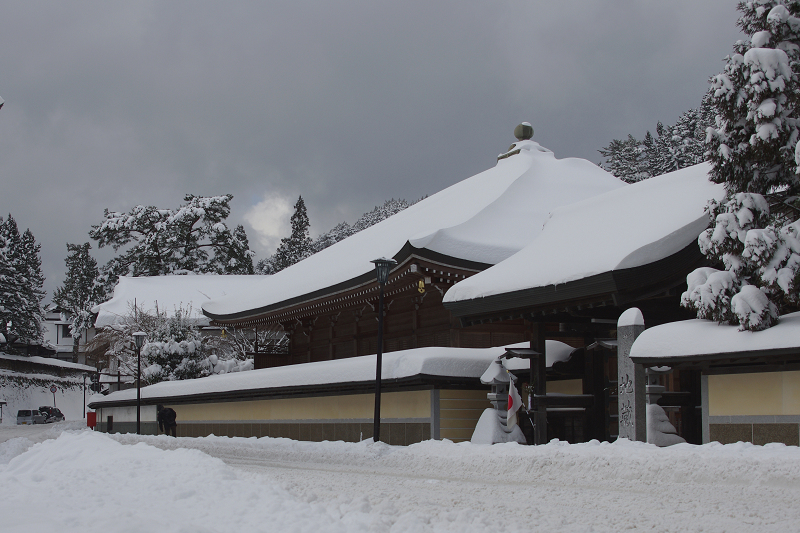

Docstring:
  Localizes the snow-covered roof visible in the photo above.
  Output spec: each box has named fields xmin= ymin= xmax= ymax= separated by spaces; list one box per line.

xmin=93 ymin=275 xmax=270 ymax=328
xmin=629 ymin=311 xmax=800 ymax=363
xmin=444 ymin=163 xmax=726 ymax=304
xmin=204 ymin=140 xmax=623 ymax=318
xmin=0 ymin=352 xmax=96 ymax=372
xmin=90 ymin=343 xmax=552 ymax=406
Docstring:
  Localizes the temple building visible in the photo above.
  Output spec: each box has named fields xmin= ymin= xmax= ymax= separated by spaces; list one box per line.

xmin=91 ymin=125 xmax=759 ymax=446
xmin=202 ymin=126 xmax=624 ymax=367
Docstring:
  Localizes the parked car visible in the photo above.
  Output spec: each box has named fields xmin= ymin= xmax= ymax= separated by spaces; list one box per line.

xmin=16 ymin=409 xmax=46 ymax=425
xmin=38 ymin=406 xmax=65 ymax=423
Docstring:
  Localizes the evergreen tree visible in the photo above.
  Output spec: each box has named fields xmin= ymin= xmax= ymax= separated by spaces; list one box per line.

xmin=90 ymin=194 xmax=254 ymax=287
xmin=267 ymin=196 xmax=313 ymax=273
xmin=598 ymin=135 xmax=649 ymax=183
xmin=52 ymin=243 xmax=103 ymax=360
xmin=600 ymin=98 xmax=713 ymax=182
xmin=255 ymin=197 xmax=414 ymax=274
xmin=0 ymin=215 xmax=44 ymax=344
xmin=706 ymin=0 xmax=800 ymax=195
xmin=682 ymin=0 xmax=800 ymax=331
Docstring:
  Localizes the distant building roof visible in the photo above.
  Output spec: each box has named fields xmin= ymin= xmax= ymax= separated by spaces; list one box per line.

xmin=0 ymin=352 xmax=95 ymax=372
xmin=93 ymin=275 xmax=270 ymax=328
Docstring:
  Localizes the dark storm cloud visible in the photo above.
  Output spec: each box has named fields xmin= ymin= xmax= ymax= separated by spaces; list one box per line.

xmin=0 ymin=1 xmax=742 ymax=297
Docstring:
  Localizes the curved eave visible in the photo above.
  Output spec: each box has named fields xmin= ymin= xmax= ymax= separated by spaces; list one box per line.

xmin=445 ymin=240 xmax=707 ymax=325
xmin=88 ymin=374 xmax=481 ymax=409
xmin=203 ymin=242 xmax=493 ymax=325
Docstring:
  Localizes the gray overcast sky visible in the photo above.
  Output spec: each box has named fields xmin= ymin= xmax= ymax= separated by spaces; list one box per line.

xmin=0 ymin=1 xmax=743 ymax=298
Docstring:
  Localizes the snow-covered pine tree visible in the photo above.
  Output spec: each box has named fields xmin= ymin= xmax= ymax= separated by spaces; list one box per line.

xmin=0 ymin=215 xmax=45 ymax=345
xmin=350 ymin=198 xmax=411 ymax=233
xmin=598 ymin=135 xmax=649 ymax=183
xmin=255 ymin=198 xmax=414 ymax=274
xmin=90 ymin=194 xmax=254 ymax=287
xmin=52 ymin=243 xmax=103 ymax=361
xmin=267 ymin=196 xmax=313 ymax=273
xmin=682 ymin=0 xmax=800 ymax=331
xmin=600 ymin=98 xmax=712 ymax=182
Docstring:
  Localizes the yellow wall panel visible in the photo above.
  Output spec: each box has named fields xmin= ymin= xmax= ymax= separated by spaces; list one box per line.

xmin=172 ymin=390 xmax=431 ymax=422
xmin=547 ymin=379 xmax=583 ymax=395
xmin=439 ymin=389 xmax=485 ymax=400
xmin=709 ymin=371 xmax=800 ymax=416
xmin=440 ymin=399 xmax=489 ymax=410
xmin=440 ymin=428 xmax=474 ymax=441
xmin=439 ymin=417 xmax=481 ymax=429
xmin=782 ymin=371 xmax=800 ymax=415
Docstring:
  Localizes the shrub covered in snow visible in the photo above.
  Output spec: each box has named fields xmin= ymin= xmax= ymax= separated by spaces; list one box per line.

xmin=90 ymin=303 xmax=211 ymax=384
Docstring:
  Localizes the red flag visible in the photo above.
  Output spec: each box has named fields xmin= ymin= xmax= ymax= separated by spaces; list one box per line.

xmin=507 ymin=379 xmax=522 ymax=428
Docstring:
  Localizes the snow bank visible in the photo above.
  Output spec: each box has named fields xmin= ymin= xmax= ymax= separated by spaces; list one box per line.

xmin=204 ymin=143 xmax=622 ymax=318
xmin=93 ymin=275 xmax=269 ymax=328
xmin=445 ymin=163 xmax=725 ymax=302
xmin=630 ymin=311 xmax=800 ymax=361
xmin=0 ymin=431 xmax=350 ymax=533
xmin=3 ymin=429 xmax=800 ymax=533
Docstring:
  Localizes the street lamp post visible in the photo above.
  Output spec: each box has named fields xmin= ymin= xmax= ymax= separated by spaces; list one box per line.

xmin=133 ymin=331 xmax=147 ymax=435
xmin=370 ymin=257 xmax=396 ymax=443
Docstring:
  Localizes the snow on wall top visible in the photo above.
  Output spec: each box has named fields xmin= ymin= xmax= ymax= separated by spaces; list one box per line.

xmin=444 ymin=163 xmax=726 ymax=303
xmin=0 ymin=352 xmax=96 ymax=372
xmin=90 ymin=344 xmax=537 ymax=405
xmin=204 ymin=142 xmax=623 ymax=317
xmin=93 ymin=275 xmax=270 ymax=328
xmin=630 ymin=311 xmax=800 ymax=361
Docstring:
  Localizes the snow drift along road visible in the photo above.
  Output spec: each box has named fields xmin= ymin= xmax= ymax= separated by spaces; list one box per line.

xmin=2 ymin=429 xmax=800 ymax=532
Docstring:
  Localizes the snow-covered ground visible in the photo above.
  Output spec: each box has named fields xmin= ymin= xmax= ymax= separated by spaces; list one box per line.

xmin=1 ymin=425 xmax=799 ymax=532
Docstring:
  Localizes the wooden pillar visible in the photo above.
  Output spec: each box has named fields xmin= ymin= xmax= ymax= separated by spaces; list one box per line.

xmin=412 ymin=301 xmax=419 ymax=349
xmin=680 ymin=368 xmax=702 ymax=444
xmin=530 ymin=322 xmax=547 ymax=445
xmin=353 ymin=309 xmax=361 ymax=357
xmin=328 ymin=313 xmax=339 ymax=360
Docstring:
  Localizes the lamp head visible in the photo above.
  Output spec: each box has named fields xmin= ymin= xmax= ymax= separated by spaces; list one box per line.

xmin=371 ymin=257 xmax=397 ymax=284
xmin=132 ymin=331 xmax=147 ymax=350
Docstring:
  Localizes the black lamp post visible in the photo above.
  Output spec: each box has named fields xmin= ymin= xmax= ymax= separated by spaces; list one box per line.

xmin=133 ymin=331 xmax=147 ymax=435
xmin=370 ymin=257 xmax=396 ymax=442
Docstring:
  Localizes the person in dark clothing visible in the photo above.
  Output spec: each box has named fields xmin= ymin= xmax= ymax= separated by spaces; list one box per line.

xmin=157 ymin=406 xmax=177 ymax=437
